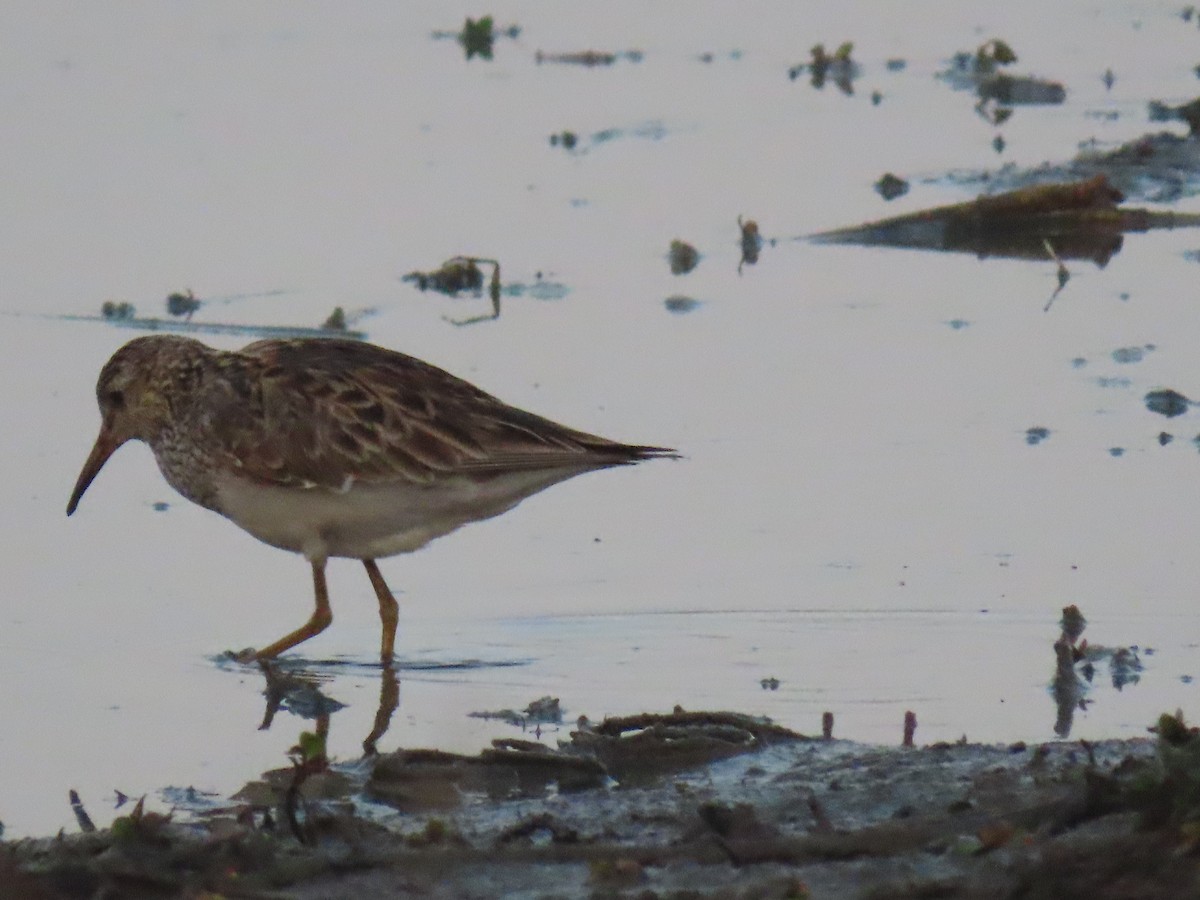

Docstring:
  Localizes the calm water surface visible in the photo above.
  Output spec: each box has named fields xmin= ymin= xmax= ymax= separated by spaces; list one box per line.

xmin=2 ymin=1 xmax=1199 ymax=836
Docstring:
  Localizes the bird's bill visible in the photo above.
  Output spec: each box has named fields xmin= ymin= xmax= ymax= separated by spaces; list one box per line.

xmin=66 ymin=427 xmax=122 ymax=516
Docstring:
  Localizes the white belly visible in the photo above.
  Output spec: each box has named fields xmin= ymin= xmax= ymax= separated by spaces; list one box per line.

xmin=211 ymin=468 xmax=595 ymax=562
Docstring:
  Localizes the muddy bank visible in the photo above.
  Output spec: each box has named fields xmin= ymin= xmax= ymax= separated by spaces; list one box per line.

xmin=6 ymin=709 xmax=1199 ymax=899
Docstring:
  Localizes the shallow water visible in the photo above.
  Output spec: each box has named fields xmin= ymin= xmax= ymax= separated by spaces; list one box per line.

xmin=2 ymin=1 xmax=1200 ymax=837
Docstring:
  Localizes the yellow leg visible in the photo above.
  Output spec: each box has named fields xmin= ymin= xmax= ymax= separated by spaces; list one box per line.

xmin=253 ymin=561 xmax=333 ymax=661
xmin=363 ymin=559 xmax=399 ymax=663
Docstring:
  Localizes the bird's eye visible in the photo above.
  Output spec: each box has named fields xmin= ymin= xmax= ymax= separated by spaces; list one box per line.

xmin=107 ymin=389 xmax=125 ymax=409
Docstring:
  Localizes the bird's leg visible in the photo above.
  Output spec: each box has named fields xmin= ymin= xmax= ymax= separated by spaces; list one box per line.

xmin=362 ymin=559 xmax=399 ymax=663
xmin=252 ymin=560 xmax=333 ymax=661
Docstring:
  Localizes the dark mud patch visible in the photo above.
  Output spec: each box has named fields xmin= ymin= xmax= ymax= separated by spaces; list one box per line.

xmin=9 ymin=709 xmax=1200 ymax=899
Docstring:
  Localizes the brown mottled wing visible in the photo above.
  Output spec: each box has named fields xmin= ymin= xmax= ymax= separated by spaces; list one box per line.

xmin=202 ymin=339 xmax=668 ymax=490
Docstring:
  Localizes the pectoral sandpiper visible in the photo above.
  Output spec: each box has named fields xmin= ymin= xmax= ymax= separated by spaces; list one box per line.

xmin=67 ymin=336 xmax=674 ymax=663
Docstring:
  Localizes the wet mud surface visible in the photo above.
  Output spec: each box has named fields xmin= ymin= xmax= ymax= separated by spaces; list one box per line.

xmin=6 ymin=711 xmax=1196 ymax=899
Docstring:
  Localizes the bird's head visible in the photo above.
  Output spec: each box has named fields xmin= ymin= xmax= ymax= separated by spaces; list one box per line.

xmin=67 ymin=335 xmax=207 ymax=515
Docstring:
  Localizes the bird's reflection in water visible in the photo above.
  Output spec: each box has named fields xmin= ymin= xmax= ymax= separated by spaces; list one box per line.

xmin=255 ymin=660 xmax=400 ymax=756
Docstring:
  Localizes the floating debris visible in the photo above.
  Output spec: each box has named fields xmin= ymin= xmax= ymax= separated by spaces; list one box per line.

xmin=1025 ymin=426 xmax=1051 ymax=445
xmin=760 ymin=677 xmax=780 ymax=691
xmin=1145 ymin=389 xmax=1191 ymax=418
xmin=1061 ymin=604 xmax=1087 ymax=644
xmin=165 ymin=289 xmax=200 ymax=320
xmin=1112 ymin=346 xmax=1150 ymax=364
xmin=469 ymin=695 xmax=562 ymax=728
xmin=1103 ymin=68 xmax=1115 ymax=91
xmin=738 ymin=215 xmax=763 ymax=271
xmin=546 ymin=120 xmax=668 ymax=156
xmin=940 ymin=39 xmax=1064 ymax=105
xmin=668 ymin=240 xmax=700 ymax=275
xmin=1148 ymin=96 xmax=1200 ymax=135
xmin=575 ymin=710 xmax=804 ymax=786
xmin=874 ymin=173 xmax=909 ymax=201
xmin=100 ymin=300 xmax=136 ymax=321
xmin=1052 ymin=605 xmax=1144 ymax=737
xmin=69 ymin=789 xmax=95 ymax=833
xmin=459 ymin=15 xmax=495 ymax=60
xmin=788 ymin=42 xmax=859 ymax=94
xmin=321 ymin=307 xmax=347 ymax=332
xmin=810 ymin=176 xmax=1200 ymax=267
xmin=428 ymin=17 xmax=518 ymax=60
xmin=403 ymin=256 xmax=504 ymax=325
xmin=403 ymin=256 xmax=486 ymax=294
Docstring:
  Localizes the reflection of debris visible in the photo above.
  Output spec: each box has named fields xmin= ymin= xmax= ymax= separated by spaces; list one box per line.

xmin=258 ymin=663 xmax=345 ymax=729
xmin=979 ymin=74 xmax=1065 ymax=105
xmin=788 ymin=42 xmax=859 ymax=95
xmin=737 ymin=215 xmax=763 ymax=272
xmin=874 ymin=173 xmax=909 ymax=201
xmin=1103 ymin=68 xmax=1115 ymax=91
xmin=668 ymin=240 xmax=700 ymax=275
xmin=1042 ymin=238 xmax=1071 ymax=311
xmin=165 ymin=289 xmax=200 ymax=320
xmin=535 ymin=49 xmax=642 ymax=66
xmin=993 ymin=134 xmax=1006 ymax=154
xmin=100 ymin=300 xmax=136 ymax=321
xmin=975 ymin=100 xmax=1013 ymax=126
xmin=811 ymin=175 xmax=1200 ymax=267
xmin=1145 ymin=389 xmax=1191 ymax=418
xmin=664 ymin=295 xmax=701 ymax=314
